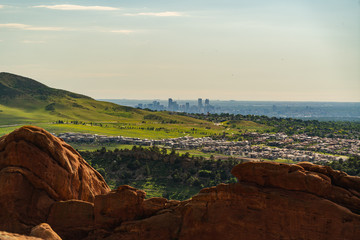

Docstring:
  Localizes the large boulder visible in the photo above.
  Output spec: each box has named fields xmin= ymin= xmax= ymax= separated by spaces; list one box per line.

xmin=47 ymin=200 xmax=94 ymax=240
xmin=94 ymin=185 xmax=146 ymax=230
xmin=231 ymin=161 xmax=360 ymax=214
xmin=0 ymin=231 xmax=43 ymax=240
xmin=30 ymin=223 xmax=62 ymax=240
xmin=0 ymin=126 xmax=110 ymax=234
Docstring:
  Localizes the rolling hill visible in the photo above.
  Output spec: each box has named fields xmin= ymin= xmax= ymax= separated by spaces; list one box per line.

xmin=0 ymin=72 xmax=237 ymax=138
xmin=0 ymin=72 xmax=145 ymax=123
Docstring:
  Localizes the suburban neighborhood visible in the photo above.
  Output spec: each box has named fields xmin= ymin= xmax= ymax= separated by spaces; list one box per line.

xmin=57 ymin=132 xmax=359 ymax=164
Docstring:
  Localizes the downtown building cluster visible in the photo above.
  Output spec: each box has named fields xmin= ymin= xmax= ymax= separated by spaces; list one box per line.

xmin=136 ymin=98 xmax=217 ymax=113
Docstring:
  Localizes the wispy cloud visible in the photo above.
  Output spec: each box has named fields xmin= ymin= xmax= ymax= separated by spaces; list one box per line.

xmin=0 ymin=5 xmax=4 ymax=9
xmin=0 ymin=23 xmax=65 ymax=31
xmin=125 ymin=11 xmax=183 ymax=17
xmin=22 ymin=40 xmax=46 ymax=44
xmin=0 ymin=23 xmax=138 ymax=34
xmin=33 ymin=4 xmax=119 ymax=11
xmin=109 ymin=30 xmax=134 ymax=34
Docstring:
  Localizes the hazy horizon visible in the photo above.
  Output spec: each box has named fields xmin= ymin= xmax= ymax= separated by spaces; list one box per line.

xmin=1 ymin=0 xmax=359 ymax=102
xmin=100 ymin=98 xmax=360 ymax=103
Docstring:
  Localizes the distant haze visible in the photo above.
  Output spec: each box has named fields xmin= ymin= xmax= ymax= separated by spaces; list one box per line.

xmin=0 ymin=0 xmax=359 ymax=102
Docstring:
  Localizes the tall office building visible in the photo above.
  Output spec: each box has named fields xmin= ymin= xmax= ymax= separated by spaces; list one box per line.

xmin=198 ymin=98 xmax=203 ymax=109
xmin=205 ymin=99 xmax=210 ymax=106
xmin=168 ymin=98 xmax=173 ymax=110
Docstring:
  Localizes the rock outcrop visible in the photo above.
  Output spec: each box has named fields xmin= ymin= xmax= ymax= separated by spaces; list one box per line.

xmin=30 ymin=223 xmax=62 ymax=240
xmin=0 ymin=126 xmax=110 ymax=234
xmin=82 ymin=161 xmax=360 ymax=240
xmin=0 ymin=231 xmax=43 ymax=240
xmin=47 ymin=200 xmax=94 ymax=240
xmin=0 ymin=223 xmax=61 ymax=240
xmin=231 ymin=161 xmax=360 ymax=214
xmin=0 ymin=126 xmax=359 ymax=240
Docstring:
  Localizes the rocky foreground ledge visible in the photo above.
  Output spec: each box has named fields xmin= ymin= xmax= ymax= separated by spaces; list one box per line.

xmin=0 ymin=126 xmax=359 ymax=240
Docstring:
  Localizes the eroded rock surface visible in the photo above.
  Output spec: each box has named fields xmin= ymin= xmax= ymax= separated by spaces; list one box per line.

xmin=94 ymin=185 xmax=146 ymax=230
xmin=0 ymin=231 xmax=43 ymax=240
xmin=86 ymin=162 xmax=360 ymax=240
xmin=47 ymin=200 xmax=94 ymax=240
xmin=30 ymin=223 xmax=62 ymax=240
xmin=1 ymin=126 xmax=359 ymax=240
xmin=231 ymin=161 xmax=360 ymax=214
xmin=0 ymin=126 xmax=110 ymax=234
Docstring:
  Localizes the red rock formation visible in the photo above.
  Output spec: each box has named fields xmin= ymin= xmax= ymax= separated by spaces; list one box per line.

xmin=0 ymin=231 xmax=43 ymax=240
xmin=30 ymin=223 xmax=62 ymax=240
xmin=84 ymin=162 xmax=360 ymax=240
xmin=0 ymin=223 xmax=61 ymax=240
xmin=94 ymin=185 xmax=146 ymax=230
xmin=0 ymin=126 xmax=110 ymax=234
xmin=231 ymin=161 xmax=360 ymax=214
xmin=47 ymin=200 xmax=94 ymax=240
xmin=1 ymin=126 xmax=360 ymax=240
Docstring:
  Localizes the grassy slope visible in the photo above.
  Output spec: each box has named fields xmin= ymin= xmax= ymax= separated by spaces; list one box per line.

xmin=0 ymin=72 xmax=272 ymax=139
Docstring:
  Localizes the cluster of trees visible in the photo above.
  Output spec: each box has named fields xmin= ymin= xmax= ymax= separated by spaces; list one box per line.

xmin=182 ymin=113 xmax=360 ymax=139
xmin=327 ymin=156 xmax=360 ymax=176
xmin=79 ymin=146 xmax=239 ymax=200
xmin=79 ymin=145 xmax=360 ymax=200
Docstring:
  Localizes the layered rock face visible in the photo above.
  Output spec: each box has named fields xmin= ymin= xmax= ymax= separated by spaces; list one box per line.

xmin=0 ymin=126 xmax=359 ymax=240
xmin=94 ymin=162 xmax=360 ymax=240
xmin=0 ymin=126 xmax=110 ymax=234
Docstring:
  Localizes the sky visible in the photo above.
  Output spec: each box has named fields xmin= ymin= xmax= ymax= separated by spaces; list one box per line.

xmin=0 ymin=0 xmax=359 ymax=102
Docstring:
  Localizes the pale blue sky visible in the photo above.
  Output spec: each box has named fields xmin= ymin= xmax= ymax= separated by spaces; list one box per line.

xmin=0 ymin=0 xmax=359 ymax=101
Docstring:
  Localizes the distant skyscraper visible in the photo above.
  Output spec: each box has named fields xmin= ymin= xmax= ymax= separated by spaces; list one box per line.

xmin=205 ymin=99 xmax=210 ymax=106
xmin=198 ymin=98 xmax=203 ymax=109
xmin=168 ymin=98 xmax=173 ymax=110
xmin=185 ymin=102 xmax=190 ymax=112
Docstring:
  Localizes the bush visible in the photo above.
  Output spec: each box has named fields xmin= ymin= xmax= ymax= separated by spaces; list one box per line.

xmin=198 ymin=169 xmax=213 ymax=178
xmin=127 ymin=160 xmax=141 ymax=170
xmin=144 ymin=114 xmax=163 ymax=121
xmin=45 ymin=103 xmax=55 ymax=111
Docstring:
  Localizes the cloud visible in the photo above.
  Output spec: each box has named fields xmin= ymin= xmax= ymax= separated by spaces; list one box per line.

xmin=0 ymin=5 xmax=4 ymax=9
xmin=22 ymin=40 xmax=46 ymax=44
xmin=109 ymin=30 xmax=134 ymax=34
xmin=125 ymin=11 xmax=183 ymax=17
xmin=33 ymin=4 xmax=119 ymax=11
xmin=0 ymin=23 xmax=138 ymax=34
xmin=0 ymin=23 xmax=65 ymax=31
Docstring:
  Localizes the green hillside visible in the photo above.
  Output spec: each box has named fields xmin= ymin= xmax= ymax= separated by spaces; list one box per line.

xmin=0 ymin=73 xmax=237 ymax=138
xmin=0 ymin=72 xmax=145 ymax=124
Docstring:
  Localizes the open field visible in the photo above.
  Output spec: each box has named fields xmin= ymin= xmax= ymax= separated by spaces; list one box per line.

xmin=0 ymin=121 xmax=231 ymax=138
xmin=0 ymin=115 xmax=274 ymax=139
xmin=223 ymin=120 xmax=273 ymax=132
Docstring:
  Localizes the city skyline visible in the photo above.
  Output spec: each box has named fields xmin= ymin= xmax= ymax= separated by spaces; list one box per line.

xmin=0 ymin=0 xmax=359 ymax=102
xmin=136 ymin=98 xmax=216 ymax=113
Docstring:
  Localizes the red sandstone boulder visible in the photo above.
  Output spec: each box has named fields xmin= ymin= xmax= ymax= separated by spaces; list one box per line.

xmin=142 ymin=197 xmax=180 ymax=217
xmin=94 ymin=185 xmax=145 ymax=230
xmin=0 ymin=231 xmax=43 ymax=240
xmin=231 ymin=161 xmax=360 ymax=214
xmin=30 ymin=223 xmax=61 ymax=240
xmin=47 ymin=200 xmax=94 ymax=240
xmin=110 ymin=210 xmax=182 ymax=240
xmin=0 ymin=126 xmax=110 ymax=234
